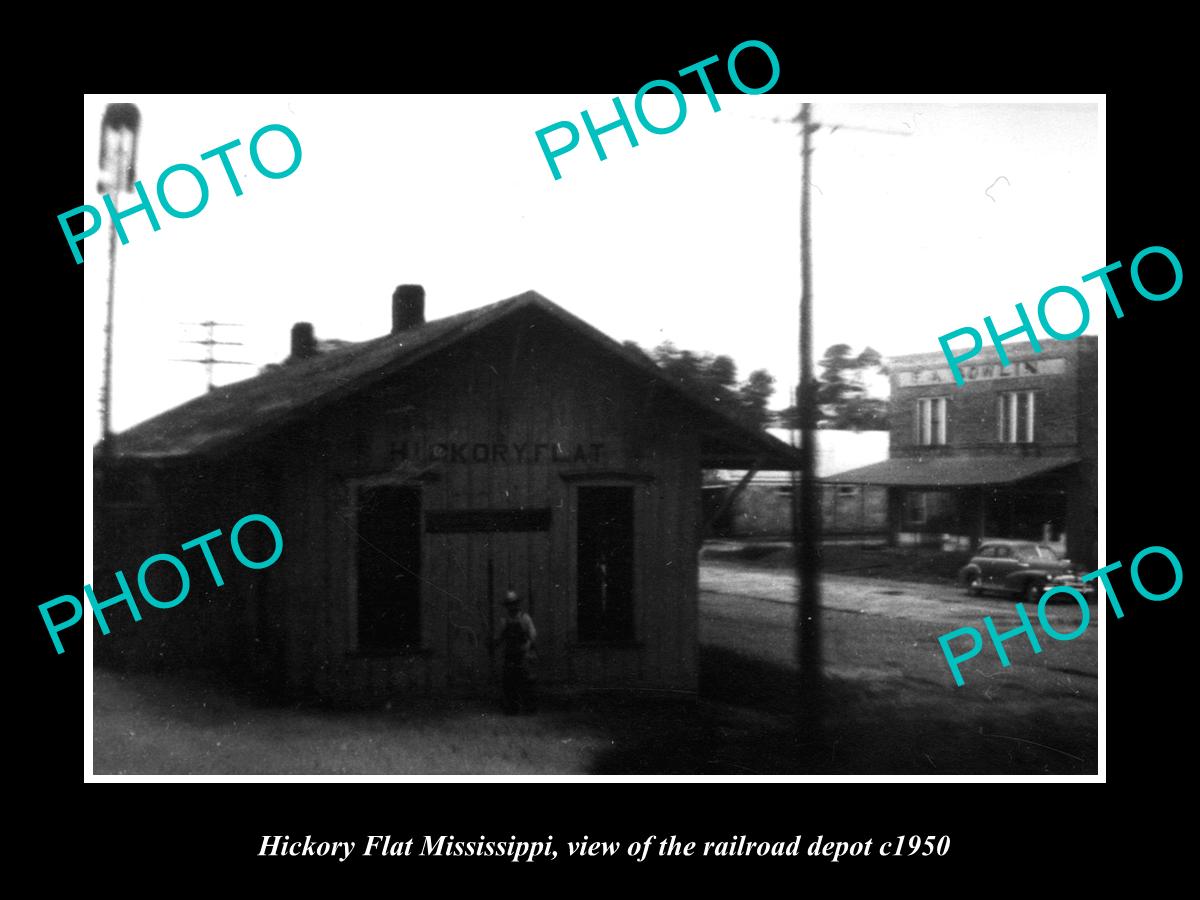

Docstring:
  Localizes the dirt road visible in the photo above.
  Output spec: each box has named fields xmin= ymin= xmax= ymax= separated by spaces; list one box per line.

xmin=695 ymin=560 xmax=1098 ymax=773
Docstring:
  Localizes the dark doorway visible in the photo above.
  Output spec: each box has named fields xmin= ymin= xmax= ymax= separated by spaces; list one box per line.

xmin=985 ymin=487 xmax=1068 ymax=543
xmin=356 ymin=485 xmax=422 ymax=650
xmin=1008 ymin=489 xmax=1069 ymax=543
xmin=577 ymin=486 xmax=634 ymax=642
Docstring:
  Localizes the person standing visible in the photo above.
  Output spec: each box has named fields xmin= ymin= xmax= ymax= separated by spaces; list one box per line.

xmin=498 ymin=589 xmax=537 ymax=714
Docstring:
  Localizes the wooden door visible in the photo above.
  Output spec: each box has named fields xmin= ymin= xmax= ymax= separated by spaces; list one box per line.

xmin=442 ymin=529 xmax=552 ymax=686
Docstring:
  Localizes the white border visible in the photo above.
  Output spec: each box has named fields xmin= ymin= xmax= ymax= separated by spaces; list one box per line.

xmin=83 ymin=92 xmax=1106 ymax=784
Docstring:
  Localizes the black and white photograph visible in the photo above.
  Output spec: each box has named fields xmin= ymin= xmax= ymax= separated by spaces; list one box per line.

xmin=78 ymin=91 xmax=1107 ymax=778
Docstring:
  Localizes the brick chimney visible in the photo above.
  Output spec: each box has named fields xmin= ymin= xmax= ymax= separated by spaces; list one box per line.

xmin=392 ymin=284 xmax=425 ymax=333
xmin=290 ymin=322 xmax=316 ymax=360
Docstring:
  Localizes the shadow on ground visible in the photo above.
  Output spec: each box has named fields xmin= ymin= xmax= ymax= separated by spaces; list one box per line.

xmin=589 ymin=645 xmax=1096 ymax=775
xmin=94 ymin=641 xmax=1095 ymax=775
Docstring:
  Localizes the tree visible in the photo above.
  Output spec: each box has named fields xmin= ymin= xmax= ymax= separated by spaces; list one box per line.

xmin=779 ymin=343 xmax=889 ymax=430
xmin=625 ymin=340 xmax=776 ymax=429
xmin=737 ymin=368 xmax=776 ymax=427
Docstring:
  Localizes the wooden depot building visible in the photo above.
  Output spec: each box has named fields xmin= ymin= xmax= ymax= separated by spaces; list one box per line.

xmin=94 ymin=287 xmax=801 ymax=702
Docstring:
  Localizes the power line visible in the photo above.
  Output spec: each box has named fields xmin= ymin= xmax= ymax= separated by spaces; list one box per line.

xmin=748 ymin=112 xmax=912 ymax=139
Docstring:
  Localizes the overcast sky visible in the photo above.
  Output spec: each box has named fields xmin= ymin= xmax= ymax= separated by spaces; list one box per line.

xmin=81 ymin=94 xmax=1102 ymax=443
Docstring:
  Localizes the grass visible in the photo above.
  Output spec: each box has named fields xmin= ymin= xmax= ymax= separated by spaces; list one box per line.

xmin=703 ymin=541 xmax=973 ymax=586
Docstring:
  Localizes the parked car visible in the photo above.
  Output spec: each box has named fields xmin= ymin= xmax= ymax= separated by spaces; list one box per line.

xmin=958 ymin=539 xmax=1094 ymax=604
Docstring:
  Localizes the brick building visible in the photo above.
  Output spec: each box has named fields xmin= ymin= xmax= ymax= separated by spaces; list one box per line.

xmin=829 ymin=336 xmax=1097 ymax=568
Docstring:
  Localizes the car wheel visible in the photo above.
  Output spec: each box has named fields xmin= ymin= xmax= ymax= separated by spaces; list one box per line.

xmin=1023 ymin=582 xmax=1042 ymax=605
xmin=966 ymin=575 xmax=983 ymax=597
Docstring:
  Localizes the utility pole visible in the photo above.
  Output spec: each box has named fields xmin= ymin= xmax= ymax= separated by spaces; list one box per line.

xmin=794 ymin=102 xmax=821 ymax=703
xmin=776 ymin=104 xmax=909 ymax=710
xmin=98 ymin=103 xmax=142 ymax=455
xmin=174 ymin=321 xmax=253 ymax=391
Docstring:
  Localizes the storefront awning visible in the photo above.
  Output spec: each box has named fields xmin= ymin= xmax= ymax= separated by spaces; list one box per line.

xmin=825 ymin=455 xmax=1079 ymax=487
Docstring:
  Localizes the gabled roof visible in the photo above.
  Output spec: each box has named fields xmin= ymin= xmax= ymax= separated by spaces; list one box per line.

xmin=107 ymin=290 xmax=802 ymax=469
